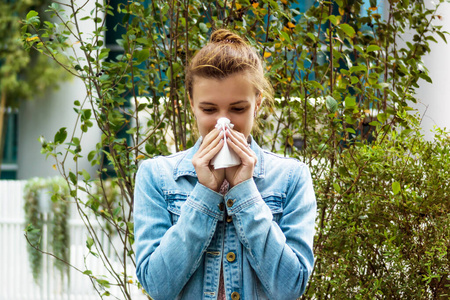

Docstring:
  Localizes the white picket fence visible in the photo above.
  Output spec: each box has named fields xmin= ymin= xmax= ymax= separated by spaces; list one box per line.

xmin=0 ymin=180 xmax=147 ymax=300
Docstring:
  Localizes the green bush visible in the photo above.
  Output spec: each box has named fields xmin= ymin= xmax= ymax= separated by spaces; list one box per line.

xmin=309 ymin=125 xmax=450 ymax=299
xmin=21 ymin=0 xmax=449 ymax=298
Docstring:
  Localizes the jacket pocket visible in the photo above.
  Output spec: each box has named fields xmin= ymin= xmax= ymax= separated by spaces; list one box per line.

xmin=166 ymin=192 xmax=189 ymax=225
xmin=261 ymin=193 xmax=284 ymax=223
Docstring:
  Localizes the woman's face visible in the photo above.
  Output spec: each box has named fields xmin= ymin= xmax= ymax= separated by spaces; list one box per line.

xmin=190 ymin=72 xmax=261 ymax=138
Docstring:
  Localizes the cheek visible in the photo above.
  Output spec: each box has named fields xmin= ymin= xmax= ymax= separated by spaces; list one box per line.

xmin=197 ymin=116 xmax=217 ymax=134
xmin=232 ymin=115 xmax=253 ymax=134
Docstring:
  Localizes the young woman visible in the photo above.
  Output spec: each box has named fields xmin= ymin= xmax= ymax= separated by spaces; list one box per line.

xmin=134 ymin=29 xmax=316 ymax=300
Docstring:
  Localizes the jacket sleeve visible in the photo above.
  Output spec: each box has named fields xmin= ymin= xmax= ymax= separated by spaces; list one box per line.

xmin=224 ymin=162 xmax=316 ymax=299
xmin=134 ymin=159 xmax=224 ymax=300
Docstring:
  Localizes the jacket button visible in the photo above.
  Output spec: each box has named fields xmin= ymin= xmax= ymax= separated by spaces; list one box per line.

xmin=231 ymin=291 xmax=240 ymax=300
xmin=226 ymin=199 xmax=235 ymax=207
xmin=226 ymin=215 xmax=233 ymax=223
xmin=218 ymin=203 xmax=224 ymax=211
xmin=226 ymin=252 xmax=236 ymax=262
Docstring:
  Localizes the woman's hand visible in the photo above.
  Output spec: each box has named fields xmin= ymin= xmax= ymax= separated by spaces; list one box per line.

xmin=192 ymin=129 xmax=226 ymax=192
xmin=225 ymin=129 xmax=257 ymax=188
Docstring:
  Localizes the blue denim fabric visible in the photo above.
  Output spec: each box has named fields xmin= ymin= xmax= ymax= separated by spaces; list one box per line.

xmin=134 ymin=137 xmax=316 ymax=300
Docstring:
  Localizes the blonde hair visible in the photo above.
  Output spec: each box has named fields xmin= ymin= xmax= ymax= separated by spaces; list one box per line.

xmin=185 ymin=29 xmax=274 ymax=108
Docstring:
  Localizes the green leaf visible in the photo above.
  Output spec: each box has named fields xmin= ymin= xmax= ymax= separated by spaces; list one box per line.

xmin=307 ymin=80 xmax=324 ymax=91
xmin=172 ymin=62 xmax=182 ymax=75
xmin=337 ymin=166 xmax=349 ymax=177
xmin=81 ymin=169 xmax=91 ymax=181
xmin=346 ymin=127 xmax=356 ymax=134
xmin=333 ymin=183 xmax=341 ymax=193
xmin=83 ymin=270 xmax=92 ymax=275
xmin=25 ymin=223 xmax=41 ymax=234
xmin=392 ymin=181 xmax=401 ymax=195
xmin=86 ymin=236 xmax=94 ymax=250
xmin=137 ymin=103 xmax=147 ymax=111
xmin=88 ymin=150 xmax=96 ymax=162
xmin=344 ymin=96 xmax=356 ymax=108
xmin=69 ymin=172 xmax=77 ymax=185
xmin=367 ymin=45 xmax=381 ymax=53
xmin=436 ymin=31 xmax=447 ymax=43
xmin=26 ymin=10 xmax=39 ymax=20
xmin=328 ymin=15 xmax=338 ymax=26
xmin=26 ymin=11 xmax=41 ymax=27
xmin=377 ymin=113 xmax=387 ymax=123
xmin=126 ymin=127 xmax=137 ymax=135
xmin=345 ymin=115 xmax=357 ymax=125
xmin=72 ymin=137 xmax=80 ymax=146
xmin=339 ymin=24 xmax=355 ymax=38
xmin=307 ymin=32 xmax=316 ymax=42
xmin=135 ymin=48 xmax=150 ymax=63
xmin=343 ymin=54 xmax=353 ymax=68
xmin=99 ymin=48 xmax=110 ymax=60
xmin=113 ymin=207 xmax=121 ymax=217
xmin=54 ymin=127 xmax=67 ymax=144
xmin=96 ymin=279 xmax=110 ymax=288
xmin=199 ymin=22 xmax=208 ymax=33
xmin=279 ymin=31 xmax=291 ymax=42
xmin=419 ymin=72 xmax=432 ymax=83
xmin=350 ymin=65 xmax=367 ymax=73
xmin=326 ymin=95 xmax=338 ymax=113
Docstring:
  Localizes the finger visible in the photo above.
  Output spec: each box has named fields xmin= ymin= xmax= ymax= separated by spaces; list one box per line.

xmin=200 ymin=128 xmax=221 ymax=149
xmin=226 ymin=136 xmax=257 ymax=166
xmin=202 ymin=137 xmax=224 ymax=163
xmin=226 ymin=128 xmax=246 ymax=141
xmin=197 ymin=130 xmax=224 ymax=159
xmin=226 ymin=129 xmax=254 ymax=157
xmin=226 ymin=129 xmax=247 ymax=146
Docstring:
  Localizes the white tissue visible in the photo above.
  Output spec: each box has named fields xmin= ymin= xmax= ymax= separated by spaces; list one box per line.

xmin=211 ymin=118 xmax=241 ymax=169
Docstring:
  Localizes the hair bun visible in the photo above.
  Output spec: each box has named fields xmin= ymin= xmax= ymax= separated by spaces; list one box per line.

xmin=210 ymin=29 xmax=245 ymax=45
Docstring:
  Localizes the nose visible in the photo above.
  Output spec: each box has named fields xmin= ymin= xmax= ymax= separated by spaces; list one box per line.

xmin=216 ymin=113 xmax=232 ymax=124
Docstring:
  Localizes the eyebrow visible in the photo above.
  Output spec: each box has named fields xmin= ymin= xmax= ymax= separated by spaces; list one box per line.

xmin=198 ymin=100 xmax=250 ymax=106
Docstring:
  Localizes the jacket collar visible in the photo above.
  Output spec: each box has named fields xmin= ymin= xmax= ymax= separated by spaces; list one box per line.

xmin=173 ymin=135 xmax=265 ymax=180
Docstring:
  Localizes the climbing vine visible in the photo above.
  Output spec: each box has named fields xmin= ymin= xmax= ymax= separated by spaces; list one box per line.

xmin=24 ymin=177 xmax=70 ymax=283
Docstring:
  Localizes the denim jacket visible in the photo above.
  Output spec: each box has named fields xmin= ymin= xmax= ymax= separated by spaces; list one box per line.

xmin=134 ymin=137 xmax=316 ymax=300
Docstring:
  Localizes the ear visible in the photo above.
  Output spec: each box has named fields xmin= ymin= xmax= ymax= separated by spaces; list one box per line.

xmin=255 ymin=92 xmax=263 ymax=109
xmin=188 ymin=92 xmax=193 ymax=107
xmin=187 ymin=92 xmax=197 ymax=119
xmin=188 ymin=92 xmax=196 ymax=114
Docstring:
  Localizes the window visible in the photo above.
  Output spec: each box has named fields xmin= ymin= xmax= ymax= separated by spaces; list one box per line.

xmin=1 ymin=108 xmax=18 ymax=179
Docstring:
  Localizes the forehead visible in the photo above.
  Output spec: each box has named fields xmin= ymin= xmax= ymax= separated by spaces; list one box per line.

xmin=192 ymin=72 xmax=256 ymax=103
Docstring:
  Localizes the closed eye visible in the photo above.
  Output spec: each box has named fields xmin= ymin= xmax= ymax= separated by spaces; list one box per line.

xmin=231 ymin=106 xmax=248 ymax=113
xmin=201 ymin=107 xmax=216 ymax=113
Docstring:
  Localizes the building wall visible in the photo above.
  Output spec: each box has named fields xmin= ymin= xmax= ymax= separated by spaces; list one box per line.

xmin=17 ymin=78 xmax=101 ymax=180
xmin=413 ymin=1 xmax=450 ymax=139
xmin=17 ymin=0 xmax=102 ymax=180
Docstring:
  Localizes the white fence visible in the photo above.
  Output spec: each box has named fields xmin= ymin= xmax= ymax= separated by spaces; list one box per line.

xmin=0 ymin=180 xmax=147 ymax=300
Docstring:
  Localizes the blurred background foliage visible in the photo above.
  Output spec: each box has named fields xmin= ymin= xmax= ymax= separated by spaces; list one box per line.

xmin=21 ymin=0 xmax=449 ymax=298
xmin=0 ymin=0 xmax=66 ymax=169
